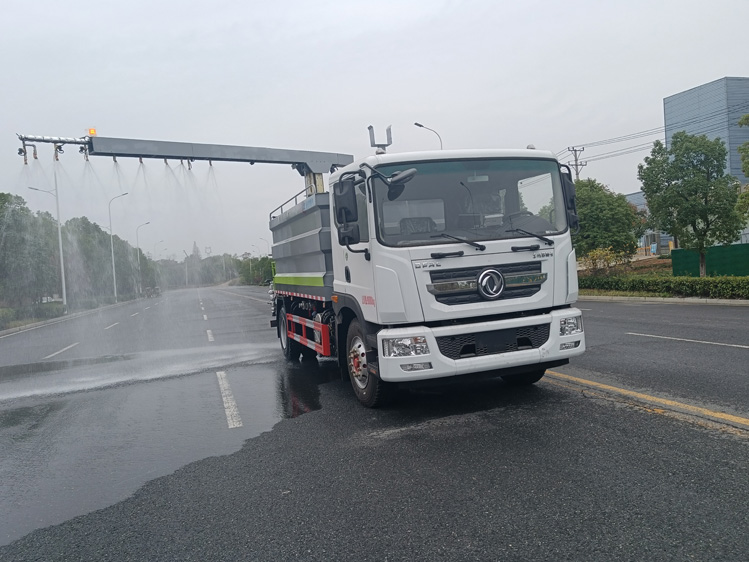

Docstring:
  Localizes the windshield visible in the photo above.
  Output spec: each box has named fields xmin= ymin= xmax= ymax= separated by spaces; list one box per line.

xmin=373 ymin=158 xmax=566 ymax=248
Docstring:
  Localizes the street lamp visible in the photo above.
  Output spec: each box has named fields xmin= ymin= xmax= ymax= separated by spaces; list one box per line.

xmin=414 ymin=122 xmax=443 ymax=149
xmin=183 ymin=250 xmax=189 ymax=287
xmin=28 ymin=182 xmax=67 ymax=312
xmin=135 ymin=221 xmax=150 ymax=296
xmin=259 ymin=237 xmax=271 ymax=256
xmin=108 ymin=192 xmax=129 ymax=303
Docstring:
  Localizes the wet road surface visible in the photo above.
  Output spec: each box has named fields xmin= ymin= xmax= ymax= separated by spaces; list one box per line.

xmin=0 ymin=290 xmax=748 ymax=560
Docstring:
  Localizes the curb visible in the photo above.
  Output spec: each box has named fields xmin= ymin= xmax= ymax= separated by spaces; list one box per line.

xmin=578 ymin=295 xmax=749 ymax=306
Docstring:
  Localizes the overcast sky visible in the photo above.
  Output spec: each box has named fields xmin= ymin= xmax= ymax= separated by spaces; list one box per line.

xmin=1 ymin=0 xmax=747 ymax=258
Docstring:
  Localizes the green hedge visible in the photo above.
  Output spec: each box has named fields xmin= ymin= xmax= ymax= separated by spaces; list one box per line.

xmin=0 ymin=308 xmax=15 ymax=330
xmin=15 ymin=303 xmax=66 ymax=320
xmin=579 ymin=275 xmax=749 ymax=299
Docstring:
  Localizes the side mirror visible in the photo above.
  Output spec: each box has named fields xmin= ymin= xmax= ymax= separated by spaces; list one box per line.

xmin=568 ymin=212 xmax=579 ymax=232
xmin=561 ymin=173 xmax=580 ymax=233
xmin=389 ymin=168 xmax=417 ymax=185
xmin=388 ymin=183 xmax=405 ymax=201
xmin=333 ymin=179 xmax=358 ymax=224
xmin=338 ymin=223 xmax=361 ymax=246
xmin=561 ymin=171 xmax=576 ymax=211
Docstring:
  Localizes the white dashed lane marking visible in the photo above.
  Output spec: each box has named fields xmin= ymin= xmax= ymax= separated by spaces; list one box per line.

xmin=627 ymin=332 xmax=749 ymax=350
xmin=44 ymin=342 xmax=79 ymax=359
xmin=216 ymin=371 xmax=243 ymax=428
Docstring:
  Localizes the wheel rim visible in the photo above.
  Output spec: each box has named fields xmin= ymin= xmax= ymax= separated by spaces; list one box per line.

xmin=348 ymin=335 xmax=368 ymax=389
xmin=280 ymin=309 xmax=288 ymax=349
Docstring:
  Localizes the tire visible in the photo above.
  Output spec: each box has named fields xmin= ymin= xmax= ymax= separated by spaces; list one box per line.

xmin=279 ymin=303 xmax=303 ymax=361
xmin=501 ymin=368 xmax=546 ymax=386
xmin=346 ymin=319 xmax=389 ymax=408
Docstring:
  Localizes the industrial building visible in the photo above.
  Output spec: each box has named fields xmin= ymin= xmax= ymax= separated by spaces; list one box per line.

xmin=634 ymin=77 xmax=749 ymax=247
xmin=664 ymin=76 xmax=749 ymax=186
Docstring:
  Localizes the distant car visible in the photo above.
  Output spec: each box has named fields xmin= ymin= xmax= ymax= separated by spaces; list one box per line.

xmin=153 ymin=286 xmax=161 ymax=297
xmin=145 ymin=287 xmax=153 ymax=298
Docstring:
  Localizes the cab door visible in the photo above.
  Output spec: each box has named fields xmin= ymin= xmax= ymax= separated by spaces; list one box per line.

xmin=332 ymin=178 xmax=378 ymax=323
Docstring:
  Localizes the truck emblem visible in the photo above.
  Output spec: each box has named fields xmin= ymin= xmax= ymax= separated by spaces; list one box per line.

xmin=414 ymin=261 xmax=442 ymax=269
xmin=477 ymin=268 xmax=505 ymax=300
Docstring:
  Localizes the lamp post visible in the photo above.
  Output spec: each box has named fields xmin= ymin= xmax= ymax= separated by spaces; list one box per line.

xmin=183 ymin=250 xmax=189 ymax=287
xmin=28 ymin=180 xmax=67 ymax=312
xmin=259 ymin=237 xmax=271 ymax=256
xmin=135 ymin=221 xmax=150 ymax=296
xmin=251 ymin=245 xmax=260 ymax=284
xmin=108 ymin=192 xmax=129 ymax=303
xmin=414 ymin=122 xmax=443 ymax=149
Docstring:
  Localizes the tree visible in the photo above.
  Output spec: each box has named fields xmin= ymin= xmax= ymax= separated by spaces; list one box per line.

xmin=637 ymin=132 xmax=743 ymax=277
xmin=738 ymin=114 xmax=749 ymax=179
xmin=0 ymin=194 xmax=32 ymax=306
xmin=738 ymin=114 xmax=749 ymax=226
xmin=572 ymin=178 xmax=640 ymax=259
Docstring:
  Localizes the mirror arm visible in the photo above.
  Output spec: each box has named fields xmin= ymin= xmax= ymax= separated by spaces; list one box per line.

xmin=346 ymin=244 xmax=370 ymax=261
xmin=359 ymin=162 xmax=391 ymax=184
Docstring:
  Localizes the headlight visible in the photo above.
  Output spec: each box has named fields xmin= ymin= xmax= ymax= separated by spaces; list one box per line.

xmin=382 ymin=336 xmax=430 ymax=357
xmin=560 ymin=316 xmax=583 ymax=336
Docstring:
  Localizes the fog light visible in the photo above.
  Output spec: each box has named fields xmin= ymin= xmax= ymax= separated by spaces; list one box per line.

xmin=560 ymin=341 xmax=581 ymax=351
xmin=560 ymin=316 xmax=583 ymax=336
xmin=382 ymin=336 xmax=430 ymax=357
xmin=400 ymin=362 xmax=433 ymax=372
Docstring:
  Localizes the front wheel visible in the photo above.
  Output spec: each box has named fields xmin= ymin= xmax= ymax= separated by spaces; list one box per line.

xmin=279 ymin=303 xmax=303 ymax=361
xmin=501 ymin=369 xmax=546 ymax=386
xmin=346 ymin=319 xmax=389 ymax=408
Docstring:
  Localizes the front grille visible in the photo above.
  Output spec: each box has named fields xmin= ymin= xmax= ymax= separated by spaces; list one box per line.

xmin=430 ymin=261 xmax=540 ymax=282
xmin=435 ymin=324 xmax=550 ymax=360
xmin=428 ymin=261 xmax=544 ymax=305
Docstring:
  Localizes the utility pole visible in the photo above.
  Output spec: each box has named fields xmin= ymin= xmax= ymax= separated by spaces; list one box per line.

xmin=567 ymin=146 xmax=587 ymax=181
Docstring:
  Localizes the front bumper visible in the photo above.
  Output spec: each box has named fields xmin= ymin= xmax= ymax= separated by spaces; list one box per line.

xmin=377 ymin=308 xmax=585 ymax=382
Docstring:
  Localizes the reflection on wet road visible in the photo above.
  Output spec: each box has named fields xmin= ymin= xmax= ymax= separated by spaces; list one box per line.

xmin=0 ymin=286 xmax=335 ymax=546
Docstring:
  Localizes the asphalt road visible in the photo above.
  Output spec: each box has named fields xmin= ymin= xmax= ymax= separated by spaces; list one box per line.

xmin=0 ymin=289 xmax=747 ymax=561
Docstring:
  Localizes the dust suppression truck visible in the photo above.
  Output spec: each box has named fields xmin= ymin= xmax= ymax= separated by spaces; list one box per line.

xmin=270 ymin=140 xmax=585 ymax=407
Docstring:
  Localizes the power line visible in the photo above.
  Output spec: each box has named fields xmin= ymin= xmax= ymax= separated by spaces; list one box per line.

xmin=584 ymin=119 xmax=748 ymax=164
xmin=574 ymin=105 xmax=749 ymax=165
xmin=557 ymin=100 xmax=749 ymax=165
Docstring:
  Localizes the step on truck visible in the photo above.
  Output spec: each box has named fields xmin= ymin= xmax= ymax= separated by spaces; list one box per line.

xmin=270 ymin=140 xmax=585 ymax=407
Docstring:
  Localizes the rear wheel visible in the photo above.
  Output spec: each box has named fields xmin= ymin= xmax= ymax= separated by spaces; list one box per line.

xmin=346 ymin=319 xmax=389 ymax=408
xmin=501 ymin=369 xmax=546 ymax=386
xmin=279 ymin=303 xmax=303 ymax=361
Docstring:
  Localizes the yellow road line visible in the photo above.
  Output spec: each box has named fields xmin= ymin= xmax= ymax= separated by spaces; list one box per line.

xmin=546 ymin=370 xmax=749 ymax=428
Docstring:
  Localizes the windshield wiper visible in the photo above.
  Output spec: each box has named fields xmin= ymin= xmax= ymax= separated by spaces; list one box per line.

xmin=507 ymin=228 xmax=554 ymax=246
xmin=431 ymin=233 xmax=486 ymax=251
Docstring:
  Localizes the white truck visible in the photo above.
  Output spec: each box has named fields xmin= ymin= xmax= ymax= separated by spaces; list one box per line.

xmin=270 ymin=145 xmax=585 ymax=407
